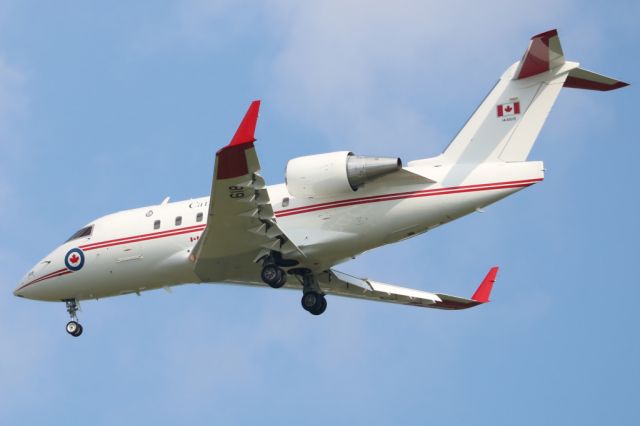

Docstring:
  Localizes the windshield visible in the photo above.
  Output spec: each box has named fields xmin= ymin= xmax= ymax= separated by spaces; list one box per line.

xmin=65 ymin=225 xmax=93 ymax=242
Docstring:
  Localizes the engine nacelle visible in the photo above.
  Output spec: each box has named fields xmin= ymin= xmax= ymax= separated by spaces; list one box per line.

xmin=285 ymin=151 xmax=402 ymax=198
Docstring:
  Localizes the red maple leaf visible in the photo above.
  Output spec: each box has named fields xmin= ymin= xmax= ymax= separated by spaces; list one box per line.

xmin=69 ymin=254 xmax=80 ymax=263
xmin=504 ymin=105 xmax=513 ymax=113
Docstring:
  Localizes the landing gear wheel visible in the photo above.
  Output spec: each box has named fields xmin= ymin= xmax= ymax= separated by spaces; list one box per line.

xmin=66 ymin=321 xmax=83 ymax=337
xmin=301 ymin=292 xmax=327 ymax=315
xmin=261 ymin=264 xmax=287 ymax=289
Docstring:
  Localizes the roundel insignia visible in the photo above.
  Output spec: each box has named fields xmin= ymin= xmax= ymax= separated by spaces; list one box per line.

xmin=64 ymin=248 xmax=85 ymax=271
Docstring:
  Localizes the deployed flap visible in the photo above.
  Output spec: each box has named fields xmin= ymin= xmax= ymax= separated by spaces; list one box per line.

xmin=192 ymin=101 xmax=304 ymax=282
xmin=319 ymin=267 xmax=498 ymax=310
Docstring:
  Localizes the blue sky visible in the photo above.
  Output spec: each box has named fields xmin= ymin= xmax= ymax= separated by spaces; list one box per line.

xmin=1 ymin=1 xmax=638 ymax=424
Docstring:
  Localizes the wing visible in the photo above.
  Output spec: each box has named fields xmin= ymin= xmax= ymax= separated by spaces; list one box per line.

xmin=317 ymin=267 xmax=499 ymax=310
xmin=192 ymin=100 xmax=303 ymax=282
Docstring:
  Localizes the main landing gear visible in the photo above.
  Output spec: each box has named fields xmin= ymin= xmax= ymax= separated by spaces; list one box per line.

xmin=260 ymin=253 xmax=288 ymax=289
xmin=64 ymin=299 xmax=83 ymax=337
xmin=261 ymin=264 xmax=287 ymax=289
xmin=259 ymin=252 xmax=327 ymax=316
xmin=301 ymin=291 xmax=327 ymax=315
xmin=299 ymin=273 xmax=327 ymax=316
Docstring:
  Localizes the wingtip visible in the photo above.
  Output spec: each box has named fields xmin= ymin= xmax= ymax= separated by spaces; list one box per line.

xmin=471 ymin=266 xmax=499 ymax=303
xmin=228 ymin=100 xmax=261 ymax=146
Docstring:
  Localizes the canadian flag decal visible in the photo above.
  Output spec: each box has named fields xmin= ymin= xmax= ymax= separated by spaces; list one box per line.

xmin=497 ymin=101 xmax=520 ymax=117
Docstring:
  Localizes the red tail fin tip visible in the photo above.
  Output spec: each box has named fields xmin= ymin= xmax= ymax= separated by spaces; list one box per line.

xmin=471 ymin=266 xmax=499 ymax=303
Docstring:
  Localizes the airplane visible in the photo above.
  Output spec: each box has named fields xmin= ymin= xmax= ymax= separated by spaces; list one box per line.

xmin=13 ymin=29 xmax=628 ymax=336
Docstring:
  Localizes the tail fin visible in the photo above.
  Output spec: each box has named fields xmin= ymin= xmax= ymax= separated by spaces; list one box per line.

xmin=442 ymin=29 xmax=628 ymax=165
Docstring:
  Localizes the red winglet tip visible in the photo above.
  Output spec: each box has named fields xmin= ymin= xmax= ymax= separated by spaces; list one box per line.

xmin=228 ymin=100 xmax=261 ymax=146
xmin=471 ymin=266 xmax=499 ymax=303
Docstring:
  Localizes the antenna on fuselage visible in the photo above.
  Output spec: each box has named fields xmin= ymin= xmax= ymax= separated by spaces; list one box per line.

xmin=160 ymin=196 xmax=170 ymax=205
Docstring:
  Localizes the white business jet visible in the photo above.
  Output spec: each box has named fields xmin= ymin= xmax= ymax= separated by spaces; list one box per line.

xmin=14 ymin=29 xmax=628 ymax=336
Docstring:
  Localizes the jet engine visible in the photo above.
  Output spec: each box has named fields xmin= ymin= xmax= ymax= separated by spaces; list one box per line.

xmin=285 ymin=151 xmax=402 ymax=198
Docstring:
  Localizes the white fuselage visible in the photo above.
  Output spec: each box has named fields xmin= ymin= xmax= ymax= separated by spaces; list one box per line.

xmin=14 ymin=159 xmax=543 ymax=302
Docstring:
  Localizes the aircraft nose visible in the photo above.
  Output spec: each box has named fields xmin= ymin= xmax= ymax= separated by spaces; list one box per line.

xmin=14 ymin=260 xmax=51 ymax=299
xmin=14 ymin=280 xmax=26 ymax=297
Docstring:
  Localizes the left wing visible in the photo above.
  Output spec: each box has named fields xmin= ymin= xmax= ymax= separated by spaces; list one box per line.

xmin=316 ymin=267 xmax=499 ymax=310
xmin=192 ymin=100 xmax=303 ymax=282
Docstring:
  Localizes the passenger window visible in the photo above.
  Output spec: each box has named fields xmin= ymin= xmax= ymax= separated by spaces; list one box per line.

xmin=154 ymin=220 xmax=161 ymax=230
xmin=175 ymin=216 xmax=182 ymax=226
xmin=196 ymin=212 xmax=203 ymax=222
xmin=282 ymin=197 xmax=290 ymax=208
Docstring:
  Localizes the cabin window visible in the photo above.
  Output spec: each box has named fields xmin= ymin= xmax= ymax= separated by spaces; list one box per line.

xmin=175 ymin=216 xmax=182 ymax=226
xmin=65 ymin=225 xmax=94 ymax=242
xmin=196 ymin=212 xmax=203 ymax=222
xmin=153 ymin=220 xmax=161 ymax=230
xmin=282 ymin=197 xmax=290 ymax=208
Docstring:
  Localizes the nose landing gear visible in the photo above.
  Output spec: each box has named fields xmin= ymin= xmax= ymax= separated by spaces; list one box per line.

xmin=64 ymin=299 xmax=83 ymax=337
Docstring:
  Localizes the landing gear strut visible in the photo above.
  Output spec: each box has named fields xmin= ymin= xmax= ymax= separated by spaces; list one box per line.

xmin=64 ymin=299 xmax=83 ymax=337
xmin=260 ymin=255 xmax=287 ymax=289
xmin=299 ymin=273 xmax=327 ymax=315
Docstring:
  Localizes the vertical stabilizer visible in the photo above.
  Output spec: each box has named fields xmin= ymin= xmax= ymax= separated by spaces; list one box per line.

xmin=441 ymin=29 xmax=628 ymax=165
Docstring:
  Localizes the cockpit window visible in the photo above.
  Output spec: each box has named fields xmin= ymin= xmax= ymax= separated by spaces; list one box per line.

xmin=66 ymin=225 xmax=93 ymax=242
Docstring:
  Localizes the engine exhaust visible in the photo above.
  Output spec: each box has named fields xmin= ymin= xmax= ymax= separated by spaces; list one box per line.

xmin=346 ymin=154 xmax=402 ymax=190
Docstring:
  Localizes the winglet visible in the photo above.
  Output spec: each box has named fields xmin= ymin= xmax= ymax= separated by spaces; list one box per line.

xmin=228 ymin=100 xmax=261 ymax=146
xmin=471 ymin=266 xmax=499 ymax=303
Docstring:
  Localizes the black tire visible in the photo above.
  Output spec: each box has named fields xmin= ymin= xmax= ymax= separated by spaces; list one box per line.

xmin=262 ymin=265 xmax=286 ymax=289
xmin=74 ymin=324 xmax=84 ymax=337
xmin=261 ymin=265 xmax=282 ymax=287
xmin=66 ymin=321 xmax=80 ymax=336
xmin=274 ymin=269 xmax=287 ymax=288
xmin=301 ymin=292 xmax=319 ymax=311
xmin=301 ymin=292 xmax=326 ymax=315
xmin=310 ymin=295 xmax=327 ymax=316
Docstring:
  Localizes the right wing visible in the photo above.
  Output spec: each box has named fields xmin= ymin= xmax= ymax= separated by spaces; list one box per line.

xmin=317 ymin=267 xmax=499 ymax=310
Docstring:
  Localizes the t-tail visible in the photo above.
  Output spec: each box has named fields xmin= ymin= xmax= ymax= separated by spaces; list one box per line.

xmin=441 ymin=29 xmax=629 ymax=165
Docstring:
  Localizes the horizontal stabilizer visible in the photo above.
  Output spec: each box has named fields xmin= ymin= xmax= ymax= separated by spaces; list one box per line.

xmin=564 ymin=67 xmax=629 ymax=91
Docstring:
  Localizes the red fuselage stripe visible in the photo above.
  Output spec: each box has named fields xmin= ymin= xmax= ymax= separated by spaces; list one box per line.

xmin=275 ymin=179 xmax=542 ymax=217
xmin=80 ymin=224 xmax=207 ymax=250
xmin=17 ymin=268 xmax=72 ymax=291
xmin=81 ymin=225 xmax=207 ymax=251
